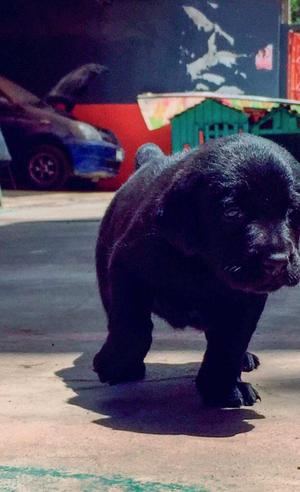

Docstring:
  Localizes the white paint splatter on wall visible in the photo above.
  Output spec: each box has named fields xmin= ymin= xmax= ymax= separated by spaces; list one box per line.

xmin=182 ymin=4 xmax=247 ymax=94
xmin=183 ymin=6 xmax=234 ymax=45
xmin=196 ymin=82 xmax=210 ymax=90
xmin=208 ymin=2 xmax=219 ymax=9
xmin=214 ymin=85 xmax=245 ymax=94
xmin=200 ymin=73 xmax=225 ymax=85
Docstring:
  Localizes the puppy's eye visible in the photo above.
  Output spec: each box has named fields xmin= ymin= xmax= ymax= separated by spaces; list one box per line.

xmin=223 ymin=207 xmax=244 ymax=221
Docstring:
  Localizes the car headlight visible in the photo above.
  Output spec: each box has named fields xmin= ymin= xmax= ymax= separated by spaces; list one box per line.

xmin=75 ymin=122 xmax=103 ymax=141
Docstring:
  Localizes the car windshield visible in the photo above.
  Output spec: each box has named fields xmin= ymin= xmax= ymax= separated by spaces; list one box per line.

xmin=0 ymin=76 xmax=40 ymax=105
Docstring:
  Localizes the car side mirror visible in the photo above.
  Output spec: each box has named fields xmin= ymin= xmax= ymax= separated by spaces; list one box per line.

xmin=0 ymin=97 xmax=23 ymax=112
xmin=0 ymin=96 xmax=13 ymax=108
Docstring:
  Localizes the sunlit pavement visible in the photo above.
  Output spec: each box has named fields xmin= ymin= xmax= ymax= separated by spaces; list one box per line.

xmin=0 ymin=191 xmax=299 ymax=491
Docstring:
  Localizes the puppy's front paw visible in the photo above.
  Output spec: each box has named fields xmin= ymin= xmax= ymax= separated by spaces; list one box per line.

xmin=196 ymin=377 xmax=261 ymax=408
xmin=242 ymin=352 xmax=260 ymax=372
xmin=93 ymin=346 xmax=145 ymax=385
xmin=234 ymin=381 xmax=261 ymax=406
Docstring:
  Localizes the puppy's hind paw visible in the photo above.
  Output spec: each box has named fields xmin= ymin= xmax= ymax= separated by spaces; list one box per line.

xmin=242 ymin=352 xmax=260 ymax=372
xmin=93 ymin=348 xmax=146 ymax=385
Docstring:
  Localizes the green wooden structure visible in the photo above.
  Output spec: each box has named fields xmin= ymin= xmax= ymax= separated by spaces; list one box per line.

xmin=171 ymin=99 xmax=249 ymax=152
xmin=171 ymin=99 xmax=300 ymax=152
xmin=251 ymin=106 xmax=300 ymax=136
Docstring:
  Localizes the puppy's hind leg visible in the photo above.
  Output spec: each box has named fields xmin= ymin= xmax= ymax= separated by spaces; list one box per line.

xmin=135 ymin=143 xmax=165 ymax=170
xmin=93 ymin=266 xmax=153 ymax=385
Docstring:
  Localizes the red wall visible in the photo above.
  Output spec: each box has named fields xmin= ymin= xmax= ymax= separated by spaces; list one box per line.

xmin=287 ymin=31 xmax=300 ymax=100
xmin=74 ymin=103 xmax=171 ymax=190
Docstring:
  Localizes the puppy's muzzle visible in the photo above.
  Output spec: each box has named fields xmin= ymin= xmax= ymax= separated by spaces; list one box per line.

xmin=263 ymin=252 xmax=289 ymax=277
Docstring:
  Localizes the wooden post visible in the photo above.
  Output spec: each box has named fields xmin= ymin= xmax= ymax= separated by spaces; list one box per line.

xmin=281 ymin=0 xmax=291 ymax=24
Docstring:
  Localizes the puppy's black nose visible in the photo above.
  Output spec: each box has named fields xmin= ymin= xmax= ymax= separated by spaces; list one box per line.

xmin=264 ymin=253 xmax=289 ymax=275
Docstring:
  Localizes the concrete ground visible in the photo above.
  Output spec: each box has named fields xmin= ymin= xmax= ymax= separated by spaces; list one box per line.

xmin=0 ymin=191 xmax=299 ymax=492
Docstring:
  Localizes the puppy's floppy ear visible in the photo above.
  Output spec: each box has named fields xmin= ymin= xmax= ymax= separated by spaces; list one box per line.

xmin=155 ymin=169 xmax=204 ymax=255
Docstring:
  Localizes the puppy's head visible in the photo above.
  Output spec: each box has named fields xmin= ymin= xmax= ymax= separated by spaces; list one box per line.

xmin=157 ymin=134 xmax=300 ymax=294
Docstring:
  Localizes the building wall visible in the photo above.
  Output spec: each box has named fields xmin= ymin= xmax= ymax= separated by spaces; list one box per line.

xmin=0 ymin=0 xmax=283 ymax=188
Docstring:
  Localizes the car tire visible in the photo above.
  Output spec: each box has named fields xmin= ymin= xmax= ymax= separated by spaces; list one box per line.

xmin=25 ymin=144 xmax=71 ymax=190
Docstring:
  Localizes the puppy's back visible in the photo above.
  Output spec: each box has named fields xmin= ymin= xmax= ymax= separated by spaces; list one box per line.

xmin=96 ymin=144 xmax=171 ymax=298
xmin=99 ymin=144 xmax=171 ymax=241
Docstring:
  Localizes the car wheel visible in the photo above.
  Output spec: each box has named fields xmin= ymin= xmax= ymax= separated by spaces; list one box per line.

xmin=26 ymin=144 xmax=71 ymax=190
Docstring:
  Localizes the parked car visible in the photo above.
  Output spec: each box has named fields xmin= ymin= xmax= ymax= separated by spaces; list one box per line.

xmin=0 ymin=64 xmax=124 ymax=190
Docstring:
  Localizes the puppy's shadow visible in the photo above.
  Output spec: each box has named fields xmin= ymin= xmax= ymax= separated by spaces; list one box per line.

xmin=57 ymin=353 xmax=265 ymax=438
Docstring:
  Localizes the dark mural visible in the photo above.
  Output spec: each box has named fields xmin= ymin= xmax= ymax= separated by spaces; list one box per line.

xmin=0 ymin=0 xmax=281 ymax=103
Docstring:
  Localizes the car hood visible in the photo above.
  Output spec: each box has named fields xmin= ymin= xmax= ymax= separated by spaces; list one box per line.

xmin=44 ymin=63 xmax=107 ymax=111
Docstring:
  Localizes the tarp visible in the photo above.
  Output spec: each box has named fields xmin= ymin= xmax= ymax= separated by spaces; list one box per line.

xmin=138 ymin=92 xmax=300 ymax=131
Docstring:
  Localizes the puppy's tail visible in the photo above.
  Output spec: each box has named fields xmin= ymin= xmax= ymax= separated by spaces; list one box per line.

xmin=135 ymin=143 xmax=165 ymax=170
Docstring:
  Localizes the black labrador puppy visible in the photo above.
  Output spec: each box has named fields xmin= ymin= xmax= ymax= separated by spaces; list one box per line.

xmin=93 ymin=134 xmax=300 ymax=407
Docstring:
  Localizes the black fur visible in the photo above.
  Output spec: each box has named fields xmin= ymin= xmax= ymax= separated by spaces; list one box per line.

xmin=93 ymin=134 xmax=300 ymax=407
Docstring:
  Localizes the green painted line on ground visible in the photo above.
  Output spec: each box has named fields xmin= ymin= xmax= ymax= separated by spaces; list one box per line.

xmin=0 ymin=465 xmax=210 ymax=491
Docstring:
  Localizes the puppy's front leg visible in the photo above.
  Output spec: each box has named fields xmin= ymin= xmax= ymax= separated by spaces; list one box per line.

xmin=93 ymin=264 xmax=153 ymax=385
xmin=196 ymin=295 xmax=267 ymax=407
